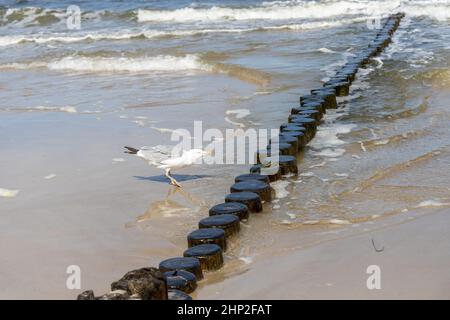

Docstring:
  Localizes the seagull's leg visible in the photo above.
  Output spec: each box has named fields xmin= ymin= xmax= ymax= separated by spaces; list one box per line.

xmin=164 ymin=168 xmax=173 ymax=185
xmin=165 ymin=168 xmax=181 ymax=187
xmin=171 ymin=175 xmax=182 ymax=188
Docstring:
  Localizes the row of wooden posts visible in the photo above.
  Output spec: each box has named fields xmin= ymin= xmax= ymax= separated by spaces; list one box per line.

xmin=77 ymin=12 xmax=405 ymax=300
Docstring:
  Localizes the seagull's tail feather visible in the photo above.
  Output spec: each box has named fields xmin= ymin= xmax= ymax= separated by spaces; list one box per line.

xmin=124 ymin=146 xmax=139 ymax=154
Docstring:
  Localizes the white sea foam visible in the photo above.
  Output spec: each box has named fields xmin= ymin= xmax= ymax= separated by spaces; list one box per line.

xmin=271 ymin=180 xmax=290 ymax=199
xmin=0 ymin=17 xmax=365 ymax=47
xmin=286 ymin=212 xmax=297 ymax=219
xmin=60 ymin=106 xmax=77 ymax=113
xmin=2 ymin=1 xmax=448 ymax=47
xmin=309 ymin=161 xmax=327 ymax=168
xmin=82 ymin=110 xmax=102 ymax=114
xmin=321 ymin=60 xmax=348 ymax=77
xmin=44 ymin=174 xmax=56 ymax=180
xmin=372 ymin=57 xmax=384 ymax=68
xmin=328 ymin=219 xmax=351 ymax=225
xmin=335 ymin=173 xmax=349 ymax=178
xmin=0 ymin=33 xmax=144 ymax=47
xmin=137 ymin=1 xmax=401 ymax=23
xmin=310 ymin=123 xmax=357 ymax=149
xmin=357 ymin=67 xmax=375 ymax=78
xmin=4 ymin=1 xmax=449 ymax=28
xmin=317 ymin=47 xmax=335 ymax=54
xmin=340 ymin=92 xmax=363 ymax=102
xmin=263 ymin=18 xmax=366 ymax=31
xmin=374 ymin=139 xmax=390 ymax=145
xmin=225 ymin=109 xmax=251 ymax=128
xmin=133 ymin=120 xmax=146 ymax=127
xmin=225 ymin=109 xmax=251 ymax=119
xmin=239 ymin=256 xmax=253 ymax=265
xmin=402 ymin=2 xmax=450 ymax=21
xmin=20 ymin=106 xmax=78 ymax=113
xmin=4 ymin=5 xmax=429 ymax=48
xmin=311 ymin=148 xmax=346 ymax=158
xmin=406 ymin=48 xmax=435 ymax=68
xmin=151 ymin=127 xmax=176 ymax=134
xmin=0 ymin=188 xmax=19 ymax=198
xmin=299 ymin=172 xmax=315 ymax=177
xmin=415 ymin=200 xmax=450 ymax=208
xmin=1 ymin=54 xmax=272 ymax=82
xmin=224 ymin=117 xmax=245 ymax=128
xmin=47 ymin=55 xmax=206 ymax=73
xmin=0 ymin=29 xmax=244 ymax=47
xmin=0 ymin=55 xmax=209 ymax=73
xmin=303 ymin=220 xmax=320 ymax=225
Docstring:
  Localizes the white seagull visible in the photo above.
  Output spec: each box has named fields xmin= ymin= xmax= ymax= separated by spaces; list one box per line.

xmin=124 ymin=145 xmax=208 ymax=187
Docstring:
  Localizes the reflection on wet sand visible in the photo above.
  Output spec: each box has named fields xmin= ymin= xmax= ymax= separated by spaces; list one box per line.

xmin=127 ymin=187 xmax=208 ymax=228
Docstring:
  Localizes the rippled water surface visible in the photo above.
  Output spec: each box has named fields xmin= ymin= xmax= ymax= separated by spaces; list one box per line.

xmin=1 ymin=0 xmax=450 ymax=299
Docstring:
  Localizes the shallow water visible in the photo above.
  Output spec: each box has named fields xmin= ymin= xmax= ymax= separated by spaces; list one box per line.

xmin=1 ymin=0 xmax=450 ymax=299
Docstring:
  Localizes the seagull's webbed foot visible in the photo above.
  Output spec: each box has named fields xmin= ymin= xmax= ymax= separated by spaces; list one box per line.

xmin=165 ymin=169 xmax=182 ymax=188
xmin=170 ymin=179 xmax=182 ymax=188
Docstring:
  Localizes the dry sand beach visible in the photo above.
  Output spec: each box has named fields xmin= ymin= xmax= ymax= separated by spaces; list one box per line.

xmin=1 ymin=0 xmax=450 ymax=299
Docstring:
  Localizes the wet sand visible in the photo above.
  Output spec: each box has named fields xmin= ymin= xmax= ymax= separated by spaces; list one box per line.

xmin=194 ymin=120 xmax=450 ymax=299
xmin=198 ymin=206 xmax=450 ymax=299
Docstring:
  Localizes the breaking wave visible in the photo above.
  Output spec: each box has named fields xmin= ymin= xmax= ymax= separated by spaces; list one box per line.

xmin=1 ymin=0 xmax=449 ymax=30
xmin=0 ymin=55 xmax=208 ymax=73
xmin=0 ymin=17 xmax=365 ymax=47
xmin=137 ymin=1 xmax=401 ymax=23
xmin=0 ymin=54 xmax=272 ymax=85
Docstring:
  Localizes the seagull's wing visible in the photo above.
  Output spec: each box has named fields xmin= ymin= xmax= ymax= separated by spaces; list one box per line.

xmin=137 ymin=145 xmax=173 ymax=166
xmin=158 ymin=156 xmax=186 ymax=169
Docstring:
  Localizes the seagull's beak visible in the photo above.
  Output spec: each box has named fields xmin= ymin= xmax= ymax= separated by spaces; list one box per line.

xmin=203 ymin=150 xmax=212 ymax=156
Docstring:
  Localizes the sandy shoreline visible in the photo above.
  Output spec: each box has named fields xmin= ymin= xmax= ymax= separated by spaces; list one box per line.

xmin=197 ymin=206 xmax=450 ymax=299
xmin=2 ymin=86 xmax=450 ymax=300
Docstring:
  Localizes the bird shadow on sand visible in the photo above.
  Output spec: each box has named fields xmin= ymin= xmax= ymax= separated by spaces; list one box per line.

xmin=134 ymin=174 xmax=212 ymax=184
